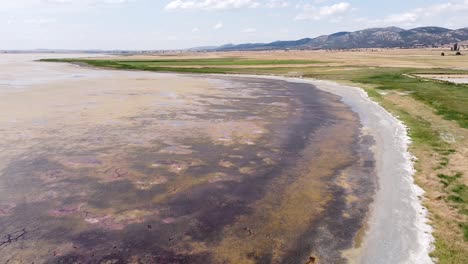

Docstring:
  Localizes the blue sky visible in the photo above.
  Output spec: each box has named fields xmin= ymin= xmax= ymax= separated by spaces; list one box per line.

xmin=1 ymin=0 xmax=468 ymax=50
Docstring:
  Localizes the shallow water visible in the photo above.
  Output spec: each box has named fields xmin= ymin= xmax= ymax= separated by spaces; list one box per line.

xmin=0 ymin=54 xmax=376 ymax=263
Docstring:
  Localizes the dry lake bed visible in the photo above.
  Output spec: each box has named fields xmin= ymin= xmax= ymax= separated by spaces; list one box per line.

xmin=0 ymin=54 xmax=425 ymax=264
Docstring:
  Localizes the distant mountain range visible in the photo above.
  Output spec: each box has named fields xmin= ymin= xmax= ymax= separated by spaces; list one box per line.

xmin=194 ymin=26 xmax=468 ymax=51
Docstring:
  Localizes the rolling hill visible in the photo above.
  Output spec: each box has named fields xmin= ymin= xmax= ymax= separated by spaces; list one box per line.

xmin=198 ymin=26 xmax=468 ymax=51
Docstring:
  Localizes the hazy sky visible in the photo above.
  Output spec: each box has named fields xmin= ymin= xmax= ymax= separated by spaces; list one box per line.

xmin=1 ymin=0 xmax=468 ymax=50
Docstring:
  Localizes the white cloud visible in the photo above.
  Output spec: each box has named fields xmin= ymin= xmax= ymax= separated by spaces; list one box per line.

xmin=265 ymin=0 xmax=288 ymax=8
xmin=192 ymin=27 xmax=199 ymax=32
xmin=296 ymin=2 xmax=351 ymax=21
xmin=165 ymin=0 xmax=260 ymax=11
xmin=358 ymin=0 xmax=468 ymax=27
xmin=213 ymin=22 xmax=223 ymax=29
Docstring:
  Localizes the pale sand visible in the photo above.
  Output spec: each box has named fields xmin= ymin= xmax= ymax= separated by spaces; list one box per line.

xmin=307 ymin=80 xmax=434 ymax=264
xmin=429 ymin=78 xmax=468 ymax=84
xmin=221 ymin=74 xmax=434 ymax=264
xmin=414 ymin=74 xmax=468 ymax=84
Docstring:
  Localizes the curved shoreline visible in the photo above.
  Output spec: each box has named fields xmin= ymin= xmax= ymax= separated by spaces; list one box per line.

xmin=3 ymin=54 xmax=434 ymax=262
xmin=304 ymin=79 xmax=434 ymax=264
xmin=52 ymin=56 xmax=437 ymax=261
xmin=219 ymin=74 xmax=434 ymax=263
xmin=61 ymin=57 xmax=437 ymax=261
xmin=1 ymin=55 xmax=375 ymax=263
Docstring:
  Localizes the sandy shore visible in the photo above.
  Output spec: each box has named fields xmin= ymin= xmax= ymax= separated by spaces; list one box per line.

xmin=306 ymin=79 xmax=434 ymax=264
xmin=228 ymin=74 xmax=434 ymax=263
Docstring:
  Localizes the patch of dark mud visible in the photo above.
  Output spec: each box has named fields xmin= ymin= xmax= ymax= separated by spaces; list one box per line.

xmin=282 ymin=134 xmax=377 ymax=264
xmin=49 ymin=250 xmax=211 ymax=264
xmin=86 ymin=180 xmax=165 ymax=209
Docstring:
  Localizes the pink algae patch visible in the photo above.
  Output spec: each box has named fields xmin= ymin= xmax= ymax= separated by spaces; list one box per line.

xmin=48 ymin=204 xmax=84 ymax=217
xmin=162 ymin=217 xmax=176 ymax=224
xmin=0 ymin=203 xmax=16 ymax=217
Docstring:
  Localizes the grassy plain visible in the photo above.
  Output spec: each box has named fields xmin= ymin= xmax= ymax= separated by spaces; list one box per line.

xmin=44 ymin=48 xmax=468 ymax=263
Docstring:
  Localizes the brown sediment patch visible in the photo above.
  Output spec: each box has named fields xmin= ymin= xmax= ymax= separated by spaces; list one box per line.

xmin=219 ymin=160 xmax=235 ymax=168
xmin=0 ymin=58 xmax=376 ymax=263
xmin=238 ymin=166 xmax=256 ymax=175
xmin=211 ymin=112 xmax=360 ymax=263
